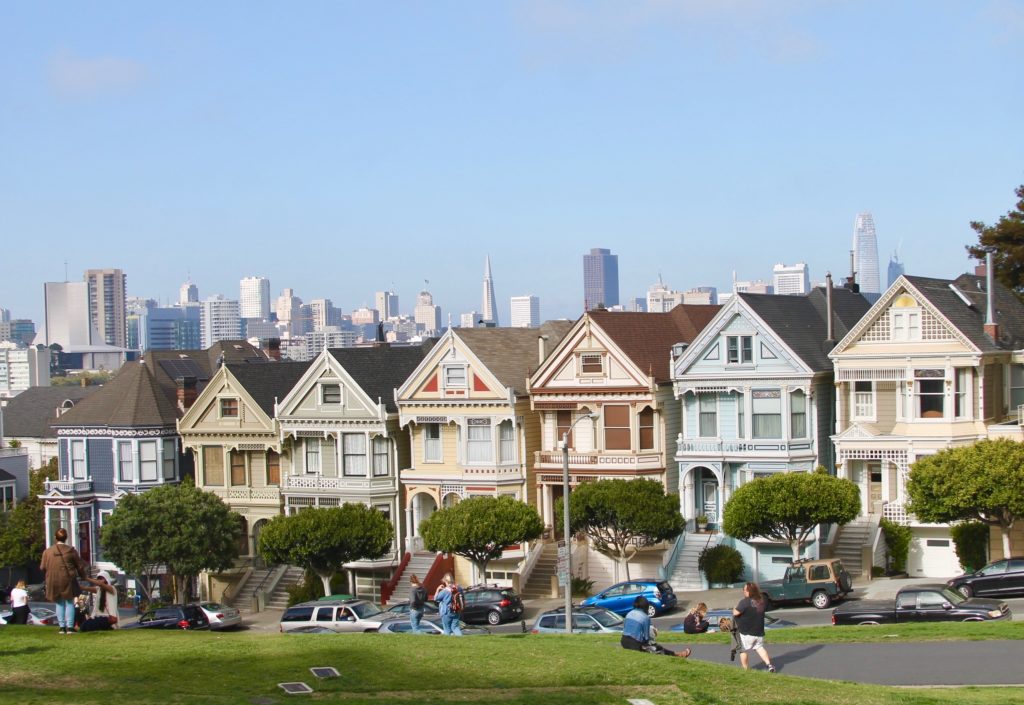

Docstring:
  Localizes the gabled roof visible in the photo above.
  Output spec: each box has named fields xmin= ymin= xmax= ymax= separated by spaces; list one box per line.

xmin=904 ymin=274 xmax=1024 ymax=352
xmin=454 ymin=321 xmax=575 ymax=395
xmin=0 ymin=385 xmax=100 ymax=438
xmin=740 ymin=288 xmax=871 ymax=371
xmin=0 ymin=469 xmax=17 ymax=482
xmin=225 ymin=361 xmax=312 ymax=416
xmin=588 ymin=306 xmax=720 ymax=383
xmin=328 ymin=341 xmax=438 ymax=413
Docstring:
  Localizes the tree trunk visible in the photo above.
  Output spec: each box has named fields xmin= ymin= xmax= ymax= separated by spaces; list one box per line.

xmin=619 ymin=555 xmax=630 ymax=582
xmin=1002 ymin=524 xmax=1013 ymax=560
xmin=791 ymin=541 xmax=801 ymax=562
xmin=476 ymin=559 xmax=489 ymax=585
xmin=316 ymin=571 xmax=332 ymax=596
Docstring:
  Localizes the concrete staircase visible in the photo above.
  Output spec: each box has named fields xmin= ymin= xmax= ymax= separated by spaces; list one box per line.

xmin=519 ymin=542 xmax=560 ymax=599
xmin=230 ymin=565 xmax=306 ymax=613
xmin=265 ymin=566 xmax=306 ymax=610
xmin=387 ymin=552 xmax=442 ymax=604
xmin=670 ymin=533 xmax=720 ymax=591
xmin=830 ymin=519 xmax=874 ymax=581
xmin=230 ymin=567 xmax=273 ymax=613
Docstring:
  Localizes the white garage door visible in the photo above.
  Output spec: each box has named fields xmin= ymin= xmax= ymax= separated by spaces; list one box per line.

xmin=906 ymin=527 xmax=961 ymax=578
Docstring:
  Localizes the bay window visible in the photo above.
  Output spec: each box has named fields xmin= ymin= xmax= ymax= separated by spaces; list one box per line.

xmin=203 ymin=446 xmax=224 ymax=485
xmin=70 ymin=440 xmax=86 ymax=480
xmin=603 ymin=405 xmax=630 ymax=450
xmin=424 ymin=424 xmax=442 ymax=462
xmin=499 ymin=420 xmax=516 ymax=463
xmin=638 ymin=408 xmax=655 ymax=450
xmin=915 ymin=369 xmax=945 ymax=418
xmin=162 ymin=439 xmax=176 ymax=480
xmin=790 ymin=390 xmax=807 ymax=439
xmin=372 ymin=437 xmax=389 ymax=476
xmin=467 ymin=420 xmax=493 ymax=463
xmin=230 ymin=451 xmax=246 ymax=485
xmin=752 ymin=390 xmax=782 ymax=439
xmin=343 ymin=434 xmax=367 ymax=476
xmin=117 ymin=441 xmax=133 ymax=482
xmin=140 ymin=441 xmax=159 ymax=482
xmin=853 ymin=381 xmax=874 ymax=419
xmin=305 ymin=439 xmax=321 ymax=474
xmin=556 ymin=410 xmax=573 ymax=449
xmin=698 ymin=394 xmax=717 ymax=437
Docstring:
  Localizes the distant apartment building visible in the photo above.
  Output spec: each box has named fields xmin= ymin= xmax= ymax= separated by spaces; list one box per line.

xmin=375 ymin=290 xmax=399 ymax=320
xmin=0 ymin=341 xmax=50 ymax=397
xmin=772 ymin=262 xmax=810 ymax=295
xmin=85 ymin=268 xmax=128 ymax=348
xmin=583 ymin=248 xmax=619 ymax=311
xmin=647 ymin=277 xmax=684 ymax=313
xmin=275 ymin=289 xmax=303 ymax=336
xmin=735 ymin=280 xmax=774 ymax=295
xmin=683 ymin=287 xmax=718 ymax=305
xmin=509 ymin=295 xmax=539 ymax=328
xmin=351 ymin=307 xmax=380 ymax=326
xmin=43 ymin=281 xmax=91 ymax=348
xmin=200 ymin=296 xmax=241 ymax=348
xmin=414 ymin=289 xmax=442 ymax=335
xmin=459 ymin=312 xmax=481 ymax=328
xmin=130 ymin=305 xmax=201 ymax=351
xmin=239 ymin=276 xmax=271 ymax=320
xmin=299 ymin=328 xmax=358 ymax=360
xmin=308 ymin=298 xmax=341 ymax=330
xmin=0 ymin=319 xmax=36 ymax=346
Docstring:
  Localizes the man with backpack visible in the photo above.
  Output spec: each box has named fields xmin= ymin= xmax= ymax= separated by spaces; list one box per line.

xmin=408 ymin=575 xmax=428 ymax=634
xmin=433 ymin=573 xmax=463 ymax=636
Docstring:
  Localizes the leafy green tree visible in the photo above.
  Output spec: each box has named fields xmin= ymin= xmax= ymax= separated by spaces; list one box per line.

xmin=567 ymin=479 xmax=684 ymax=582
xmin=0 ymin=459 xmax=58 ymax=578
xmin=258 ymin=504 xmax=392 ymax=595
xmin=967 ymin=184 xmax=1024 ymax=292
xmin=951 ymin=522 xmax=990 ymax=573
xmin=420 ymin=495 xmax=543 ymax=580
xmin=722 ymin=469 xmax=860 ymax=561
xmin=101 ymin=480 xmax=241 ymax=602
xmin=906 ymin=438 xmax=1024 ymax=559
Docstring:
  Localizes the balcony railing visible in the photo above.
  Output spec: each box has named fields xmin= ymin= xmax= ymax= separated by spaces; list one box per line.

xmin=44 ymin=479 xmax=93 ymax=495
xmin=281 ymin=475 xmax=395 ymax=492
xmin=675 ymin=439 xmax=812 ymax=455
xmin=881 ymin=501 xmax=911 ymax=526
xmin=534 ymin=451 xmax=663 ymax=471
xmin=208 ymin=487 xmax=281 ymax=503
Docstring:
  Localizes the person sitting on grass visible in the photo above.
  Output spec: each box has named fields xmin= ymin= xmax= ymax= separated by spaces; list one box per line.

xmin=621 ymin=596 xmax=691 ymax=658
xmin=682 ymin=602 xmax=710 ymax=634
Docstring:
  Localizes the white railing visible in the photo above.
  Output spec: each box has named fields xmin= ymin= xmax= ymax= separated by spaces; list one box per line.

xmin=658 ymin=534 xmax=685 ymax=580
xmin=535 ymin=451 xmax=663 ymax=470
xmin=44 ymin=479 xmax=93 ymax=494
xmin=210 ymin=487 xmax=281 ymax=502
xmin=516 ymin=540 xmax=545 ymax=590
xmin=461 ymin=465 xmax=523 ymax=481
xmin=281 ymin=475 xmax=394 ymax=491
xmin=882 ymin=501 xmax=911 ymax=525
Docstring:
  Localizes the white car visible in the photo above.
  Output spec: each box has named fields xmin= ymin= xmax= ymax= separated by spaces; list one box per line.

xmin=198 ymin=602 xmax=242 ymax=630
xmin=0 ymin=605 xmax=59 ymax=626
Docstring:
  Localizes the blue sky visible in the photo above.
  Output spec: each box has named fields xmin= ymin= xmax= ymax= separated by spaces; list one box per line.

xmin=2 ymin=1 xmax=1022 ymax=326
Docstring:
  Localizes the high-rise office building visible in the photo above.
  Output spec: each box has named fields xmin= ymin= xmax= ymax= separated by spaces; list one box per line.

xmin=734 ymin=280 xmax=774 ymax=294
xmin=647 ymin=276 xmax=683 ymax=313
xmin=414 ymin=288 xmax=442 ymax=335
xmin=683 ymin=287 xmax=718 ymax=305
xmin=772 ymin=262 xmax=810 ymax=295
xmin=200 ymin=296 xmax=241 ymax=348
xmin=510 ymin=295 xmax=540 ymax=328
xmin=375 ymin=289 xmax=399 ymax=320
xmin=481 ymin=256 xmax=498 ymax=325
xmin=0 ymin=341 xmax=50 ymax=397
xmin=583 ymin=248 xmax=619 ymax=311
xmin=888 ymin=251 xmax=905 ymax=288
xmin=853 ymin=212 xmax=881 ymax=297
xmin=179 ymin=279 xmax=199 ymax=306
xmin=42 ymin=281 xmax=91 ymax=348
xmin=239 ymin=276 xmax=271 ymax=320
xmin=275 ymin=288 xmax=303 ymax=336
xmin=85 ymin=268 xmax=127 ymax=348
xmin=460 ymin=312 xmax=481 ymax=328
xmin=308 ymin=298 xmax=341 ymax=330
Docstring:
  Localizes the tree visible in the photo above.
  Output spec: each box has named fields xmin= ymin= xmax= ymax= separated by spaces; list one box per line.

xmin=419 ymin=495 xmax=544 ymax=581
xmin=258 ymin=504 xmax=392 ymax=595
xmin=101 ymin=480 xmax=241 ymax=602
xmin=966 ymin=184 xmax=1024 ymax=292
xmin=722 ymin=469 xmax=860 ymax=561
xmin=567 ymin=479 xmax=684 ymax=582
xmin=906 ymin=438 xmax=1024 ymax=559
xmin=0 ymin=459 xmax=58 ymax=579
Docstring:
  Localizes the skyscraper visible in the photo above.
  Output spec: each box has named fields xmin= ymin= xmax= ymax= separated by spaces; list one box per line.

xmin=179 ymin=279 xmax=199 ymax=305
xmin=239 ymin=276 xmax=271 ymax=320
xmin=85 ymin=268 xmax=127 ymax=348
xmin=772 ymin=262 xmax=810 ymax=295
xmin=375 ymin=289 xmax=399 ymax=320
xmin=200 ymin=296 xmax=241 ymax=348
xmin=510 ymin=295 xmax=540 ymax=328
xmin=583 ymin=248 xmax=619 ymax=311
xmin=853 ymin=212 xmax=881 ymax=297
xmin=888 ymin=251 xmax=905 ymax=288
xmin=481 ymin=256 xmax=498 ymax=325
xmin=414 ymin=288 xmax=441 ymax=335
xmin=43 ymin=281 xmax=91 ymax=347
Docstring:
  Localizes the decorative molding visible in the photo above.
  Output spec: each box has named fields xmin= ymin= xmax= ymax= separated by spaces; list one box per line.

xmin=58 ymin=428 xmax=172 ymax=438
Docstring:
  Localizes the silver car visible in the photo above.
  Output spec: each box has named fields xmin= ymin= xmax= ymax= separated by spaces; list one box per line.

xmin=198 ymin=602 xmax=242 ymax=630
xmin=279 ymin=598 xmax=388 ymax=633
xmin=530 ymin=606 xmax=625 ymax=634
xmin=375 ymin=615 xmax=490 ymax=635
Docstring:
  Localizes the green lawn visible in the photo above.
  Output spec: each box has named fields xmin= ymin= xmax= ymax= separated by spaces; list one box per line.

xmin=0 ymin=624 xmax=1022 ymax=705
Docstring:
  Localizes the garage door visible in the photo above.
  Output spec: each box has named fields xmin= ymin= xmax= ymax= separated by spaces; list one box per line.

xmin=906 ymin=527 xmax=961 ymax=578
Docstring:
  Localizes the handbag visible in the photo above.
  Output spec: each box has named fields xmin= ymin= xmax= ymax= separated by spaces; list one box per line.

xmin=57 ymin=545 xmax=84 ymax=598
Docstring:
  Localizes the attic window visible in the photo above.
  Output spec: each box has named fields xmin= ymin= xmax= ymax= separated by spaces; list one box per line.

xmin=580 ymin=353 xmax=603 ymax=374
xmin=220 ymin=398 xmax=239 ymax=418
xmin=321 ymin=384 xmax=341 ymax=405
xmin=443 ymin=366 xmax=467 ymax=388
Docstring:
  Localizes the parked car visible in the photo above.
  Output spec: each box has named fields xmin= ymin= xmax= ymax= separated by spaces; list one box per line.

xmin=667 ymin=608 xmax=796 ymax=633
xmin=581 ymin=579 xmax=677 ymax=616
xmin=375 ymin=615 xmax=490 ymax=635
xmin=0 ymin=605 xmax=59 ymax=626
xmin=530 ymin=606 xmax=625 ymax=634
xmin=460 ymin=586 xmax=525 ymax=626
xmin=384 ymin=599 xmax=439 ymax=616
xmin=831 ymin=584 xmax=1011 ymax=626
xmin=198 ymin=602 xmax=242 ymax=630
xmin=284 ymin=625 xmax=336 ymax=634
xmin=947 ymin=558 xmax=1024 ymax=598
xmin=279 ymin=598 xmax=388 ymax=633
xmin=122 ymin=604 xmax=210 ymax=630
xmin=760 ymin=559 xmax=853 ymax=610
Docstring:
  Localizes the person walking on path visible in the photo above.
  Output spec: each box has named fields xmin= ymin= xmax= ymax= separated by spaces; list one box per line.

xmin=39 ymin=527 xmax=91 ymax=634
xmin=621 ymin=596 xmax=692 ymax=658
xmin=682 ymin=602 xmax=710 ymax=634
xmin=733 ymin=582 xmax=776 ymax=672
xmin=9 ymin=580 xmax=30 ymax=625
xmin=408 ymin=574 xmax=427 ymax=634
xmin=433 ymin=573 xmax=463 ymax=636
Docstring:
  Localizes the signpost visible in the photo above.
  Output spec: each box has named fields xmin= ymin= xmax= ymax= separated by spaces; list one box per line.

xmin=557 ymin=541 xmax=570 ymax=586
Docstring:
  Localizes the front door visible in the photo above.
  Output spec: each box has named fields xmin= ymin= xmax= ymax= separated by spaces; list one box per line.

xmin=868 ymin=462 xmax=882 ymax=512
xmin=701 ymin=480 xmax=718 ymax=524
xmin=77 ymin=520 xmax=92 ymax=564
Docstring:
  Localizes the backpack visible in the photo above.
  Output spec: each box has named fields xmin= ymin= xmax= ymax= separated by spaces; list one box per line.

xmin=450 ymin=587 xmax=464 ymax=614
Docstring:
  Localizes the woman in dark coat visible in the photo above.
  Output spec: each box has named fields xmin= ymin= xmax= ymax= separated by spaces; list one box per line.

xmin=39 ymin=527 xmax=90 ymax=634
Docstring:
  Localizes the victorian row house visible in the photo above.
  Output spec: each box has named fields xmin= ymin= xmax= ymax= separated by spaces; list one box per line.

xmin=830 ymin=269 xmax=1024 ymax=576
xmin=671 ymin=284 xmax=870 ymax=584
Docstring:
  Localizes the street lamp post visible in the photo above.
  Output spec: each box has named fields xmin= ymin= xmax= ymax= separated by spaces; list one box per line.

xmin=561 ymin=413 xmax=599 ymax=634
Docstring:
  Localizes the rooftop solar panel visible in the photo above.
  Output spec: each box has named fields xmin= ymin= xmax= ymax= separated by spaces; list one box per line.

xmin=157 ymin=358 xmax=207 ymax=381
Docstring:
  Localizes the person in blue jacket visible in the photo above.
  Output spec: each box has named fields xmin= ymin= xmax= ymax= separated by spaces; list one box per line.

xmin=433 ymin=573 xmax=463 ymax=636
xmin=621 ymin=596 xmax=691 ymax=658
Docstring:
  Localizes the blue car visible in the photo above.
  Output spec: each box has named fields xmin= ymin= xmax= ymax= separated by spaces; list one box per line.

xmin=581 ymin=579 xmax=677 ymax=616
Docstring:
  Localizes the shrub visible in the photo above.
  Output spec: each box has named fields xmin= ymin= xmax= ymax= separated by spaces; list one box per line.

xmin=871 ymin=565 xmax=886 ymax=578
xmin=571 ymin=576 xmax=595 ymax=597
xmin=698 ymin=544 xmax=745 ymax=585
xmin=880 ymin=519 xmax=913 ymax=573
xmin=951 ymin=522 xmax=989 ymax=573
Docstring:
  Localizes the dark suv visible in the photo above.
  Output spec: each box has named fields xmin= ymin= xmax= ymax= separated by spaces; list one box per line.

xmin=123 ymin=604 xmax=210 ymax=630
xmin=461 ymin=586 xmax=524 ymax=625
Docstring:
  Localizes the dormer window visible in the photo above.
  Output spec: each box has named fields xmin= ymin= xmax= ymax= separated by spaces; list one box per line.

xmin=726 ymin=336 xmax=753 ymax=364
xmin=321 ymin=383 xmax=342 ymax=405
xmin=220 ymin=398 xmax=239 ymax=418
xmin=892 ymin=309 xmax=922 ymax=341
xmin=443 ymin=365 xmax=467 ymax=388
xmin=580 ymin=353 xmax=603 ymax=375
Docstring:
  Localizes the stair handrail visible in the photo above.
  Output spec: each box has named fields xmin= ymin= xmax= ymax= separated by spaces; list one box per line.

xmin=222 ymin=566 xmax=254 ymax=606
xmin=253 ymin=563 xmax=290 ymax=612
xmin=422 ymin=552 xmax=455 ymax=596
xmin=658 ymin=533 xmax=686 ymax=580
xmin=516 ymin=539 xmax=547 ymax=591
xmin=380 ymin=551 xmax=412 ymax=606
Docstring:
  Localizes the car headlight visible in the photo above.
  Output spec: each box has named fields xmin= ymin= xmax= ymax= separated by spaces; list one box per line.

xmin=987 ymin=610 xmax=1002 ymax=618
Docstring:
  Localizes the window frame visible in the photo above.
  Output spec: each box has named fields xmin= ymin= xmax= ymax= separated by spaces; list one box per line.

xmin=443 ymin=365 xmax=467 ymax=389
xmin=751 ymin=389 xmax=783 ymax=439
xmin=638 ymin=408 xmax=655 ymax=450
xmin=954 ymin=368 xmax=971 ymax=420
xmin=320 ymin=383 xmax=342 ymax=406
xmin=579 ymin=353 xmax=604 ymax=375
xmin=203 ymin=446 xmax=224 ymax=486
xmin=466 ymin=420 xmax=493 ymax=463
xmin=790 ymin=390 xmax=807 ymax=439
xmin=556 ymin=410 xmax=573 ymax=450
xmin=914 ymin=369 xmax=945 ymax=419
xmin=305 ymin=439 xmax=321 ymax=474
xmin=852 ymin=380 xmax=875 ymax=421
xmin=230 ymin=450 xmax=247 ymax=486
xmin=423 ymin=423 xmax=442 ymax=462
xmin=498 ymin=420 xmax=516 ymax=463
xmin=736 ymin=391 xmax=746 ymax=439
xmin=162 ymin=439 xmax=176 ymax=480
xmin=726 ymin=335 xmax=753 ymax=365
xmin=342 ymin=433 xmax=367 ymax=477
xmin=219 ymin=397 xmax=239 ymax=419
xmin=117 ymin=440 xmax=134 ymax=483
xmin=698 ymin=393 xmax=718 ymax=438
xmin=266 ymin=450 xmax=281 ymax=485
xmin=891 ymin=309 xmax=922 ymax=341
xmin=603 ymin=405 xmax=631 ymax=451
xmin=70 ymin=439 xmax=87 ymax=480
xmin=139 ymin=440 xmax=159 ymax=482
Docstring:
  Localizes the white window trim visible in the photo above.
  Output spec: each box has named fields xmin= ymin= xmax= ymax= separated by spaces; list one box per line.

xmin=578 ymin=352 xmax=605 ymax=376
xmin=891 ymin=308 xmax=922 ymax=342
xmin=372 ymin=437 xmax=390 ymax=476
xmin=70 ymin=439 xmax=87 ymax=480
xmin=342 ymin=433 xmax=368 ymax=477
xmin=218 ymin=395 xmax=240 ymax=419
xmin=697 ymin=394 xmax=718 ymax=438
xmin=320 ymin=382 xmax=343 ymax=407
xmin=139 ymin=440 xmax=159 ymax=482
xmin=442 ymin=365 xmax=468 ymax=389
xmin=466 ymin=419 xmax=494 ymax=464
xmin=954 ymin=368 xmax=972 ymax=421
xmin=851 ymin=381 xmax=877 ymax=422
xmin=423 ymin=424 xmax=443 ymax=463
xmin=304 ymin=438 xmax=321 ymax=474
xmin=725 ymin=335 xmax=754 ymax=366
xmin=116 ymin=440 xmax=135 ymax=483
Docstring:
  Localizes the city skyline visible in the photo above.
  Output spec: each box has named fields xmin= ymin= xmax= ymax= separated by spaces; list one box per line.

xmin=3 ymin=3 xmax=1021 ymax=325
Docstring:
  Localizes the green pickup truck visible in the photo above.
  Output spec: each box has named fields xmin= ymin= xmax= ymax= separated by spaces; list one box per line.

xmin=760 ymin=558 xmax=854 ymax=609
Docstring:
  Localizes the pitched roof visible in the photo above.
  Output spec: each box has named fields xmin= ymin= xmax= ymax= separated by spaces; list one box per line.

xmin=0 ymin=385 xmax=100 ymax=438
xmin=226 ymin=361 xmax=313 ymax=416
xmin=0 ymin=469 xmax=16 ymax=482
xmin=904 ymin=274 xmax=1024 ymax=352
xmin=453 ymin=321 xmax=575 ymax=395
xmin=588 ymin=306 xmax=721 ymax=383
xmin=328 ymin=341 xmax=438 ymax=412
xmin=741 ymin=288 xmax=872 ymax=371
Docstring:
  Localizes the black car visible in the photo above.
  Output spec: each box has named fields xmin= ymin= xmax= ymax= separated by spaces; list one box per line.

xmin=460 ymin=586 xmax=524 ymax=626
xmin=123 ymin=604 xmax=210 ymax=630
xmin=947 ymin=557 xmax=1024 ymax=598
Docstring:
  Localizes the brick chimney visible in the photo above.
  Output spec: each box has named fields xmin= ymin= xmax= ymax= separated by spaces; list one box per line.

xmin=176 ymin=376 xmax=198 ymax=411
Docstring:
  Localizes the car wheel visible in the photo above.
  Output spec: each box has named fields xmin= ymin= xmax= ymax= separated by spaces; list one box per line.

xmin=811 ymin=590 xmax=831 ymax=609
xmin=486 ymin=611 xmax=502 ymax=626
xmin=957 ymin=585 xmax=972 ymax=598
xmin=646 ymin=604 xmax=657 ymax=618
xmin=857 ymin=620 xmax=880 ymax=626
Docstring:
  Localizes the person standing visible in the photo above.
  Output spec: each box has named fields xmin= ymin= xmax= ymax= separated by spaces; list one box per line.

xmin=408 ymin=574 xmax=427 ymax=634
xmin=733 ymin=582 xmax=776 ymax=672
xmin=433 ymin=573 xmax=463 ymax=636
xmin=39 ymin=527 xmax=90 ymax=634
xmin=621 ymin=596 xmax=691 ymax=658
xmin=682 ymin=602 xmax=710 ymax=634
xmin=9 ymin=580 xmax=30 ymax=625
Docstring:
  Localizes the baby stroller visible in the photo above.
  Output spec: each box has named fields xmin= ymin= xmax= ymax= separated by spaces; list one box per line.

xmin=718 ymin=617 xmax=743 ymax=662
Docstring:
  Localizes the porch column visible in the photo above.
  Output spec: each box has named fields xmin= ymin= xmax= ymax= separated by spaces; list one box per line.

xmin=404 ymin=506 xmax=414 ymax=551
xmin=681 ymin=467 xmax=694 ymax=523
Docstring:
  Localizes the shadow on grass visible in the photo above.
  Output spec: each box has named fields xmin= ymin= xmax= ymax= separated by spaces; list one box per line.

xmin=1 ymin=645 xmax=56 ymax=656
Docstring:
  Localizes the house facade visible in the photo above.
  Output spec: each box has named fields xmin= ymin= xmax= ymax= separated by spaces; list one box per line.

xmin=830 ymin=271 xmax=1024 ymax=577
xmin=1 ymin=385 xmax=100 ymax=470
xmin=528 ymin=306 xmax=719 ymax=586
xmin=673 ymin=287 xmax=870 ymax=581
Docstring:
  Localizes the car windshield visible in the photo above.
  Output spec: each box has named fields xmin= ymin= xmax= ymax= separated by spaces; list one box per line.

xmin=590 ymin=610 xmax=624 ymax=627
xmin=940 ymin=587 xmax=967 ymax=605
xmin=351 ymin=602 xmax=383 ymax=618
